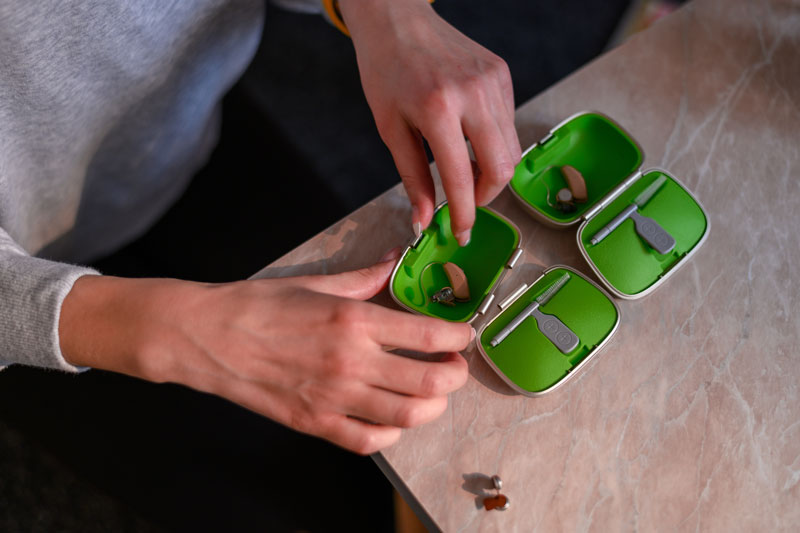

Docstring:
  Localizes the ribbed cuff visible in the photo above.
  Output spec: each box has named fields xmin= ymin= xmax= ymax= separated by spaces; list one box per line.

xmin=0 ymin=254 xmax=99 ymax=373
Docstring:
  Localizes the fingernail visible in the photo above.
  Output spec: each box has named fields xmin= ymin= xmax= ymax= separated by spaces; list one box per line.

xmin=411 ymin=206 xmax=421 ymax=237
xmin=380 ymin=247 xmax=402 ymax=263
xmin=469 ymin=327 xmax=476 ymax=343
xmin=455 ymin=229 xmax=471 ymax=247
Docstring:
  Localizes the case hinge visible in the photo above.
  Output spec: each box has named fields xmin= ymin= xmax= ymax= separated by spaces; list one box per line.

xmin=539 ymin=131 xmax=554 ymax=145
xmin=507 ymin=248 xmax=524 ymax=269
xmin=477 ymin=293 xmax=496 ymax=316
xmin=583 ymin=169 xmax=644 ymax=221
xmin=659 ymin=253 xmax=686 ymax=277
xmin=498 ymin=283 xmax=529 ymax=311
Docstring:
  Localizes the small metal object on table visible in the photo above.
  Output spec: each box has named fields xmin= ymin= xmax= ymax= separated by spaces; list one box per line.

xmin=482 ymin=475 xmax=510 ymax=511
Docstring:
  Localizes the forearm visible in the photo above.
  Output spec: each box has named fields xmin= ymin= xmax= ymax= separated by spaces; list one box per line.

xmin=59 ymin=275 xmax=206 ymax=383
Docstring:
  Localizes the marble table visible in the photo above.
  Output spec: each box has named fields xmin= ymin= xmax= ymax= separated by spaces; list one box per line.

xmin=254 ymin=0 xmax=800 ymax=529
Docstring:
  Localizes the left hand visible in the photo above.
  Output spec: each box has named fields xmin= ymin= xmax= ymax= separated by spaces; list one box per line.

xmin=59 ymin=251 xmax=472 ymax=455
xmin=339 ymin=0 xmax=521 ymax=246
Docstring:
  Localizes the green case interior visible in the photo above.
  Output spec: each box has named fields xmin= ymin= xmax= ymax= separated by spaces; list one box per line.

xmin=510 ymin=113 xmax=643 ymax=224
xmin=391 ymin=112 xmax=708 ymax=395
xmin=579 ymin=170 xmax=708 ymax=296
xmin=390 ymin=204 xmax=519 ymax=322
xmin=479 ymin=267 xmax=619 ymax=394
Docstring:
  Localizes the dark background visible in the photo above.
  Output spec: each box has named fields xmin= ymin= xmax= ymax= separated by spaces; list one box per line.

xmin=0 ymin=1 xmax=633 ymax=531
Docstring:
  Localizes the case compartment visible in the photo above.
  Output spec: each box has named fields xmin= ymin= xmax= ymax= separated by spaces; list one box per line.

xmin=477 ymin=266 xmax=620 ymax=396
xmin=389 ymin=203 xmax=521 ymax=323
xmin=510 ymin=111 xmax=709 ymax=300
xmin=509 ymin=112 xmax=643 ymax=227
xmin=578 ymin=168 xmax=709 ymax=298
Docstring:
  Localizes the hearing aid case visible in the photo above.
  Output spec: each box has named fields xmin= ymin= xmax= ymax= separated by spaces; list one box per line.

xmin=388 ymin=204 xmax=619 ymax=395
xmin=509 ymin=111 xmax=710 ymax=299
xmin=387 ymin=112 xmax=708 ymax=396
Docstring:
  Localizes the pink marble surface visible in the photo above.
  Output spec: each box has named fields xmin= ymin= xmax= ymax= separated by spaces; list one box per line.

xmin=255 ymin=0 xmax=800 ymax=529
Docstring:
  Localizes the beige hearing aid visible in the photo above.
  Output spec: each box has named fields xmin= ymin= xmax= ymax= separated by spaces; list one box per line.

xmin=443 ymin=262 xmax=470 ymax=300
xmin=560 ymin=165 xmax=587 ymax=203
xmin=546 ymin=165 xmax=588 ymax=213
xmin=431 ymin=262 xmax=470 ymax=305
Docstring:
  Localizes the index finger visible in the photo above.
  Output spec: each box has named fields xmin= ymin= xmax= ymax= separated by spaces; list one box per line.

xmin=422 ymin=117 xmax=475 ymax=247
xmin=366 ymin=305 xmax=474 ymax=354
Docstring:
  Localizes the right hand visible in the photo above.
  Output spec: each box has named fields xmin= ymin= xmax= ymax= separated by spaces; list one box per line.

xmin=59 ymin=253 xmax=473 ymax=455
xmin=340 ymin=0 xmax=521 ymax=245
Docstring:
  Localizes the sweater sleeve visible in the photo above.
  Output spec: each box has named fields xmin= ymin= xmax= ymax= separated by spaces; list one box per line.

xmin=0 ymin=227 xmax=99 ymax=372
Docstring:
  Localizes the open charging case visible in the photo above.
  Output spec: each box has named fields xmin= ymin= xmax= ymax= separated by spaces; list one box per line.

xmin=389 ymin=111 xmax=709 ymax=396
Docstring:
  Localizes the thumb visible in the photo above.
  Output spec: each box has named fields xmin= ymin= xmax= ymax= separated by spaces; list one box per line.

xmin=292 ymin=247 xmax=402 ymax=300
xmin=383 ymin=121 xmax=436 ymax=233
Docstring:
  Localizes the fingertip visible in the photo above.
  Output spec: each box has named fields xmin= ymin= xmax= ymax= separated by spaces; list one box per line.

xmin=351 ymin=423 xmax=403 ymax=456
xmin=455 ymin=229 xmax=471 ymax=247
xmin=417 ymin=200 xmax=434 ymax=231
xmin=411 ymin=205 xmax=421 ymax=237
xmin=383 ymin=425 xmax=403 ymax=444
xmin=449 ymin=208 xmax=475 ymax=248
xmin=408 ymin=195 xmax=435 ymax=236
xmin=372 ymin=426 xmax=403 ymax=454
xmin=451 ymin=323 xmax=475 ymax=351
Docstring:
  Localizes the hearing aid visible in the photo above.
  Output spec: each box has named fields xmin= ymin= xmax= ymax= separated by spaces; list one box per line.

xmin=431 ymin=262 xmax=470 ymax=306
xmin=544 ymin=165 xmax=588 ymax=213
xmin=483 ymin=475 xmax=510 ymax=511
xmin=561 ymin=165 xmax=587 ymax=202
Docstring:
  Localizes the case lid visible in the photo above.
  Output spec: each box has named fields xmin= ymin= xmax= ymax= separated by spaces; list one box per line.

xmin=476 ymin=265 xmax=620 ymax=396
xmin=577 ymin=168 xmax=710 ymax=299
xmin=389 ymin=203 xmax=522 ymax=323
xmin=508 ymin=111 xmax=644 ymax=228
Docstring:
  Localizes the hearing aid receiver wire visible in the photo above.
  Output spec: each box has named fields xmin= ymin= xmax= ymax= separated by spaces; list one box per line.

xmin=489 ymin=272 xmax=579 ymax=353
xmin=415 ymin=261 xmax=439 ymax=306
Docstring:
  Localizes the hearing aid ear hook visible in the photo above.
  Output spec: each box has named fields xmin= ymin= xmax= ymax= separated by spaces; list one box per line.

xmin=542 ymin=165 xmax=588 ymax=213
xmin=431 ymin=262 xmax=470 ymax=306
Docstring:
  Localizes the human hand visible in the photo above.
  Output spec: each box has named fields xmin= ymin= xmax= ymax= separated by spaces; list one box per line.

xmin=59 ymin=252 xmax=473 ymax=454
xmin=339 ymin=0 xmax=521 ymax=245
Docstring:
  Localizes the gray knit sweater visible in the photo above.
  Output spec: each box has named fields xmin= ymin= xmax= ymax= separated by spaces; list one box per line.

xmin=0 ymin=0 xmax=322 ymax=371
